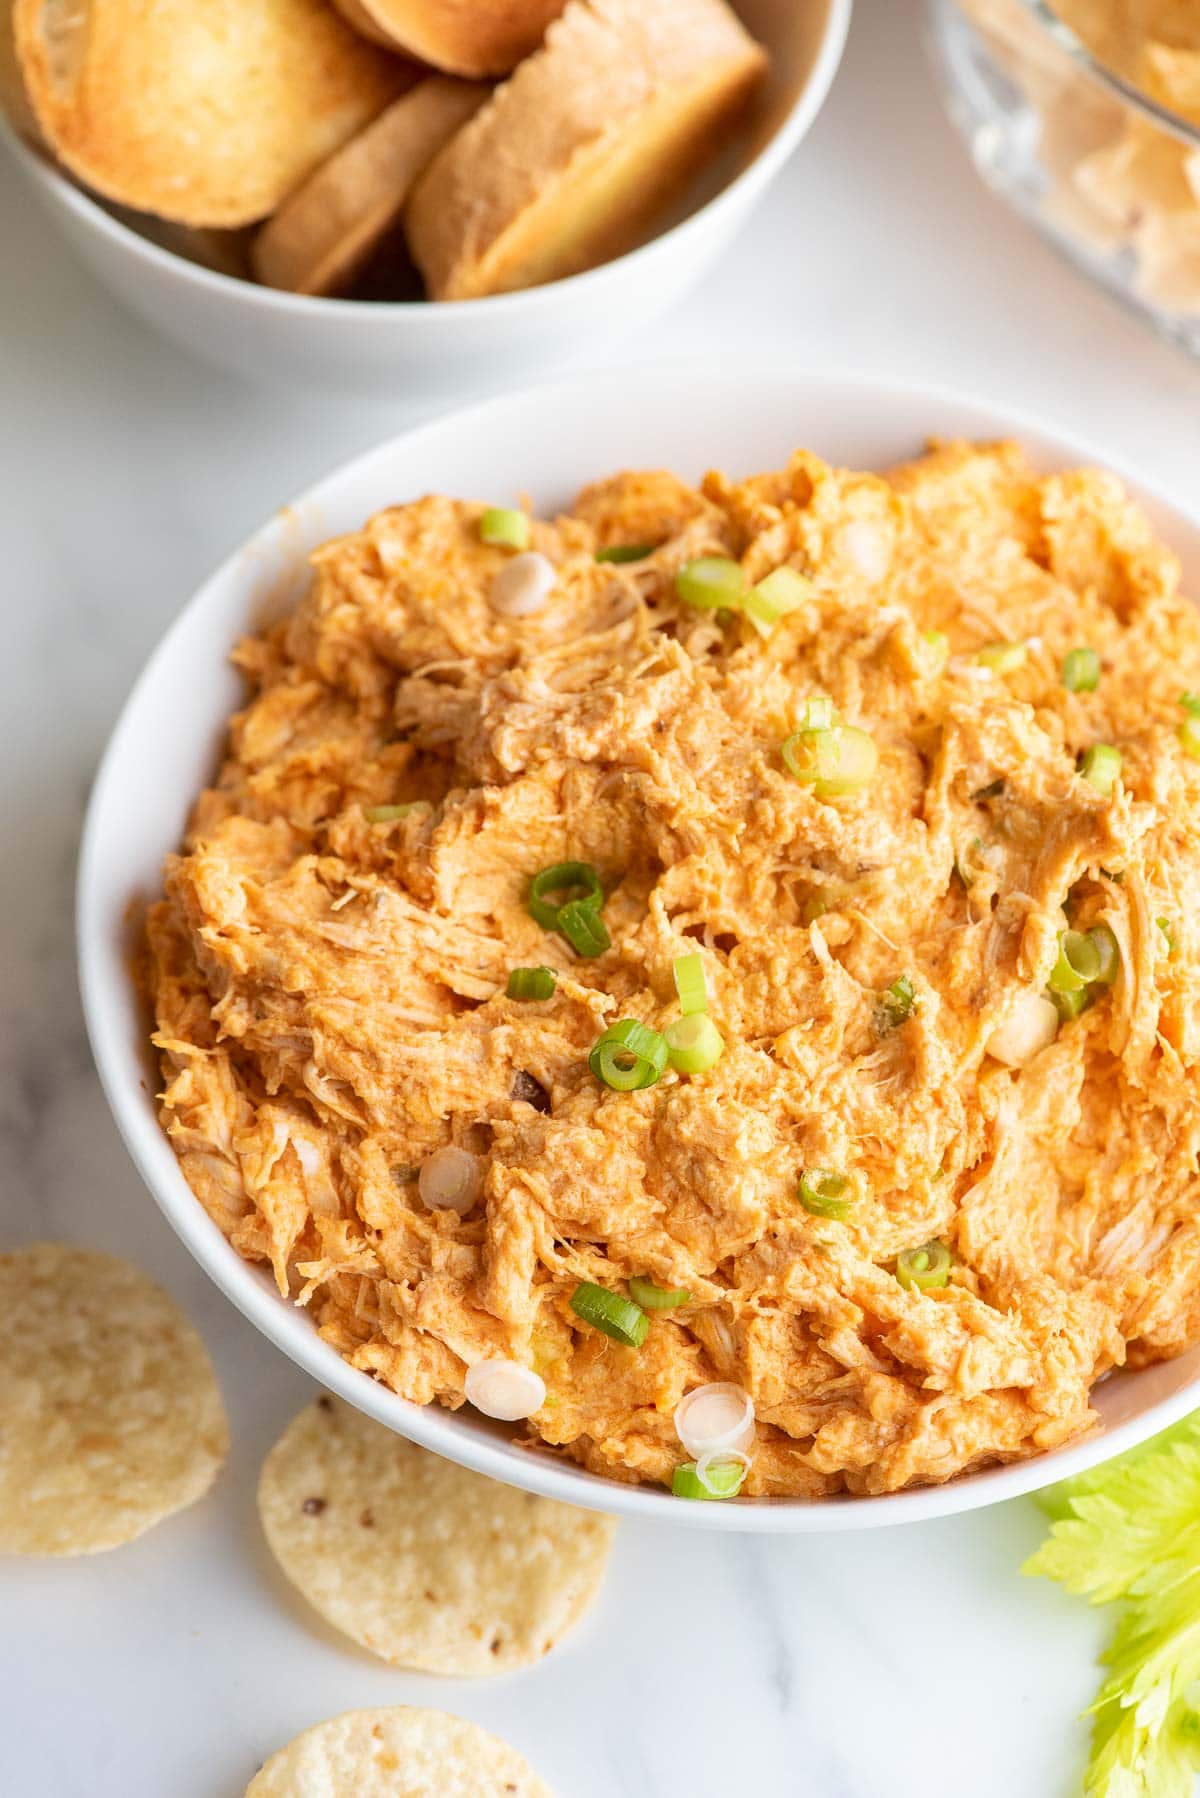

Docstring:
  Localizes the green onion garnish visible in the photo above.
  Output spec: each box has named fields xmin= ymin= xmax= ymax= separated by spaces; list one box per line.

xmin=672 ymin=952 xmax=708 ymax=1016
xmin=1157 ymin=916 xmax=1176 ymax=956
xmin=976 ymin=641 xmax=1027 ymax=673
xmin=362 ymin=802 xmax=425 ymax=823
xmin=671 ymin=1459 xmax=745 ymax=1501
xmin=506 ymin=967 xmax=557 ymax=1001
xmin=556 ymin=899 xmax=611 ymax=958
xmin=1179 ymin=711 xmax=1200 ymax=759
xmin=741 ymin=566 xmax=810 ymax=636
xmin=1088 ymin=924 xmax=1120 ymax=987
xmin=875 ymin=974 xmax=915 ymax=1035
xmin=628 ymin=1275 xmax=691 ymax=1310
xmin=527 ymin=862 xmax=610 ymax=957
xmin=675 ymin=557 xmax=745 ymax=611
xmin=798 ymin=1169 xmax=852 ymax=1221
xmin=1181 ymin=692 xmax=1200 ymax=716
xmin=896 ymin=1240 xmax=952 ymax=1291
xmin=922 ymin=629 xmax=950 ymax=674
xmin=589 ymin=1020 xmax=669 ymax=1092
xmin=596 ymin=543 xmax=654 ymax=564
xmin=1049 ymin=984 xmax=1090 ymax=1023
xmin=528 ymin=861 xmax=603 ymax=926
xmin=1080 ymin=744 xmax=1122 ymax=794
xmin=797 ymin=695 xmax=836 ymax=731
xmin=479 ymin=507 xmax=529 ymax=550
xmin=569 ymin=1281 xmax=648 ymax=1347
xmin=1048 ymin=929 xmax=1102 ymax=994
xmin=781 ymin=724 xmax=878 ymax=798
xmin=801 ymin=893 xmax=829 ymax=924
xmin=1062 ymin=647 xmax=1101 ymax=692
xmin=664 ymin=1013 xmax=724 ymax=1075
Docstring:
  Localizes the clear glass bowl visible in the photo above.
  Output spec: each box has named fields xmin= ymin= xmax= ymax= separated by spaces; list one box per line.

xmin=925 ymin=0 xmax=1200 ymax=356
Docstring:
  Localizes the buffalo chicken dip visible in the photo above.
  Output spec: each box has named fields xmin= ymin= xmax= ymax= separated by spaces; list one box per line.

xmin=145 ymin=439 xmax=1200 ymax=1501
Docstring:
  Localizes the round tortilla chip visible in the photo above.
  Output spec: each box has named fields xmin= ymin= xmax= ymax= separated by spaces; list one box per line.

xmin=0 ymin=1243 xmax=229 ymax=1555
xmin=245 ymin=1705 xmax=553 ymax=1797
xmin=257 ymin=1396 xmax=614 ymax=1674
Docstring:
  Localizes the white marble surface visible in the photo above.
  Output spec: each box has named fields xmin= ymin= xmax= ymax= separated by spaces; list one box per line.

xmin=4 ymin=1 xmax=1200 ymax=1793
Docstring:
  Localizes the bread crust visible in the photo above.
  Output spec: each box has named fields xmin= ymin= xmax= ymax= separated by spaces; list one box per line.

xmin=405 ymin=0 xmax=767 ymax=300
xmin=253 ymin=76 xmax=488 ymax=296
xmin=0 ymin=0 xmax=38 ymax=138
xmin=14 ymin=0 xmax=410 ymax=227
xmin=332 ymin=0 xmax=568 ymax=77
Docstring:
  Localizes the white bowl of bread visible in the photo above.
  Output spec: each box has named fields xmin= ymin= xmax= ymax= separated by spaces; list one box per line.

xmin=2 ymin=0 xmax=851 ymax=395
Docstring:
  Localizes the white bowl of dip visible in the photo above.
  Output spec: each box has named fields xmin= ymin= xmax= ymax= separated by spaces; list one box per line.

xmin=78 ymin=364 xmax=1200 ymax=1531
xmin=2 ymin=0 xmax=849 ymax=400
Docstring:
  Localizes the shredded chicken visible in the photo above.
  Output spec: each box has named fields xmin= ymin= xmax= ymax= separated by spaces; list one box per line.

xmin=144 ymin=440 xmax=1200 ymax=1498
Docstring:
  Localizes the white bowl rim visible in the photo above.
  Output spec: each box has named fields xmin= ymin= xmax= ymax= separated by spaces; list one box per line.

xmin=78 ymin=359 xmax=1200 ymax=1532
xmin=4 ymin=0 xmax=851 ymax=325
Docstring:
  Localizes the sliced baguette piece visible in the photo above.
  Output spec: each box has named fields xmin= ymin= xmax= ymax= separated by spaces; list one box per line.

xmin=405 ymin=0 xmax=767 ymax=301
xmin=332 ymin=0 xmax=567 ymax=77
xmin=14 ymin=0 xmax=411 ymax=227
xmin=0 ymin=0 xmax=39 ymax=140
xmin=253 ymin=75 xmax=488 ymax=296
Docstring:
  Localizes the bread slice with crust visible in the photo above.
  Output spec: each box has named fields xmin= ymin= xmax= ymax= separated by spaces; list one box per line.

xmin=405 ymin=0 xmax=767 ymax=301
xmin=0 ymin=0 xmax=38 ymax=139
xmin=14 ymin=0 xmax=410 ymax=227
xmin=253 ymin=76 xmax=488 ymax=296
xmin=332 ymin=0 xmax=567 ymax=77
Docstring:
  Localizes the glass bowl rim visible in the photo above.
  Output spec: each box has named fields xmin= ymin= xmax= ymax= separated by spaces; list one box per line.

xmin=980 ymin=0 xmax=1200 ymax=147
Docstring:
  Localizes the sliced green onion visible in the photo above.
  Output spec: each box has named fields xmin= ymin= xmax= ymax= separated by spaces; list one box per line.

xmin=976 ymin=641 xmax=1027 ymax=673
xmin=527 ymin=861 xmax=603 ymax=927
xmin=875 ymin=974 xmax=915 ymax=1035
xmin=1181 ymin=692 xmax=1200 ymax=716
xmin=569 ymin=1281 xmax=648 ymax=1347
xmin=781 ymin=725 xmax=878 ymax=798
xmin=628 ymin=1275 xmax=691 ymax=1310
xmin=664 ymin=1013 xmax=724 ymax=1075
xmin=1080 ymin=743 xmax=1122 ymax=794
xmin=1061 ymin=647 xmax=1101 ymax=693
xmin=801 ymin=893 xmax=829 ymax=924
xmin=1049 ymin=984 xmax=1090 ymax=1023
xmin=506 ymin=967 xmax=557 ymax=1001
xmin=596 ymin=542 xmax=654 ymax=564
xmin=798 ymin=1169 xmax=852 ymax=1221
xmin=1179 ymin=715 xmax=1200 ymax=760
xmin=1048 ymin=929 xmax=1102 ymax=994
xmin=479 ymin=506 xmax=529 ymax=550
xmin=1088 ymin=924 xmax=1120 ymax=987
xmin=672 ymin=952 xmax=708 ymax=1016
xmin=741 ymin=566 xmax=810 ymax=636
xmin=896 ymin=1240 xmax=952 ymax=1291
xmin=922 ymin=629 xmax=950 ymax=674
xmin=797 ymin=695 xmax=836 ymax=731
xmin=589 ymin=1020 xmax=668 ymax=1092
xmin=528 ymin=862 xmax=609 ymax=956
xmin=672 ymin=1459 xmax=745 ymax=1501
xmin=1157 ymin=916 xmax=1176 ymax=956
xmin=362 ymin=802 xmax=425 ymax=823
xmin=556 ymin=899 xmax=611 ymax=958
xmin=675 ymin=557 xmax=745 ymax=612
